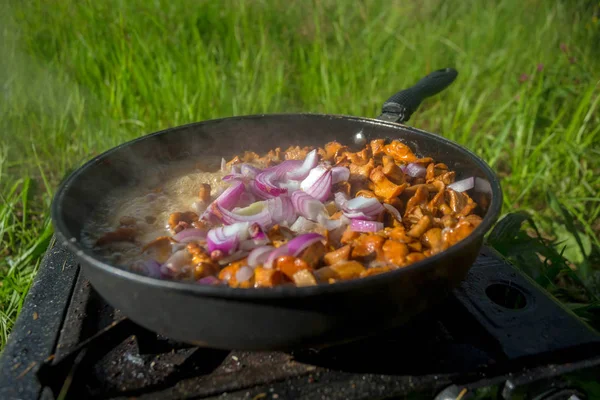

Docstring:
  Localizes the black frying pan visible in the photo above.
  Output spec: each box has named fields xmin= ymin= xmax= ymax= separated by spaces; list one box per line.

xmin=50 ymin=68 xmax=503 ymax=350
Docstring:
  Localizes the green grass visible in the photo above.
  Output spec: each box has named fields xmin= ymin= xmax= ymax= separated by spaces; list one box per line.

xmin=1 ymin=0 xmax=599 ymax=354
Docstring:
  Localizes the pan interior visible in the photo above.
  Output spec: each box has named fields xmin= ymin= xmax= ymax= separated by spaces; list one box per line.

xmin=53 ymin=114 xmax=501 ymax=280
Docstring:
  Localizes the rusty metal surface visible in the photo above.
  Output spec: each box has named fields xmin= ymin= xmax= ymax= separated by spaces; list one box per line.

xmin=0 ymin=241 xmax=79 ymax=400
xmin=2 ymin=243 xmax=600 ymax=400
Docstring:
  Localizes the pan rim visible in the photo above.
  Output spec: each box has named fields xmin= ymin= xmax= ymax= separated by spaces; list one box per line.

xmin=51 ymin=112 xmax=503 ymax=299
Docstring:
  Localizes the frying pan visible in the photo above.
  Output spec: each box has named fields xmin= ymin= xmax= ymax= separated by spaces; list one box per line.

xmin=50 ymin=67 xmax=503 ymax=350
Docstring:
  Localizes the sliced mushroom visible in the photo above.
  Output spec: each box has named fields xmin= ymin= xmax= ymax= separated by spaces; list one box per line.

xmin=292 ymin=269 xmax=318 ymax=286
xmin=349 ymin=158 xmax=375 ymax=179
xmin=298 ymin=241 xmax=326 ymax=268
xmin=446 ymin=189 xmax=469 ymax=213
xmin=360 ymin=266 xmax=393 ymax=278
xmin=382 ymin=240 xmax=409 ymax=265
xmin=315 ymin=261 xmax=366 ymax=281
xmin=382 ymin=140 xmax=419 ymax=163
xmin=370 ymin=166 xmax=407 ymax=202
xmin=96 ymin=227 xmax=136 ymax=246
xmin=404 ymin=185 xmax=430 ymax=216
xmin=381 ymin=156 xmax=405 ymax=185
xmin=324 ymin=245 xmax=351 ymax=265
xmin=350 ymin=234 xmax=385 ymax=261
xmin=421 ymin=228 xmax=447 ymax=255
xmin=198 ymin=183 xmax=212 ymax=203
xmin=407 ymin=215 xmax=432 ymax=238
xmin=168 ymin=211 xmax=199 ymax=231
xmin=370 ymin=139 xmax=386 ymax=157
xmin=254 ymin=267 xmax=284 ymax=287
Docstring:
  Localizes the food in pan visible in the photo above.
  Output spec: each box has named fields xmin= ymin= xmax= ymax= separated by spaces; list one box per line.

xmin=82 ymin=139 xmax=486 ymax=288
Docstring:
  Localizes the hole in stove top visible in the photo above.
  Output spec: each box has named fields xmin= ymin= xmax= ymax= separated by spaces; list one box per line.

xmin=485 ymin=282 xmax=527 ymax=310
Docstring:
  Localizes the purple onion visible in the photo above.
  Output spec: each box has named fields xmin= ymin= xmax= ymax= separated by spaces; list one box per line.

xmin=172 ymin=228 xmax=207 ymax=243
xmin=206 ymin=222 xmax=250 ymax=255
xmin=403 ymin=163 xmax=427 ymax=178
xmin=341 ymin=196 xmax=384 ymax=221
xmin=254 ymin=160 xmax=302 ymax=198
xmin=216 ymin=201 xmax=272 ymax=228
xmin=289 ymin=216 xmax=320 ymax=233
xmin=382 ymin=203 xmax=402 ymax=222
xmin=317 ymin=213 xmax=350 ymax=231
xmin=162 ymin=250 xmax=192 ymax=276
xmin=350 ymin=219 xmax=384 ymax=233
xmin=448 ymin=177 xmax=475 ymax=192
xmin=331 ymin=166 xmax=350 ymax=184
xmin=291 ymin=190 xmax=327 ymax=221
xmin=235 ymin=266 xmax=254 ymax=282
xmin=135 ymin=259 xmax=162 ymax=278
xmin=241 ymin=164 xmax=262 ymax=178
xmin=301 ymin=167 xmax=332 ymax=202
xmin=247 ymin=245 xmax=275 ymax=267
xmin=197 ymin=276 xmax=220 ymax=285
xmin=264 ymin=245 xmax=291 ymax=269
xmin=287 ymin=233 xmax=324 ymax=256
xmin=286 ymin=149 xmax=319 ymax=180
xmin=267 ymin=195 xmax=297 ymax=226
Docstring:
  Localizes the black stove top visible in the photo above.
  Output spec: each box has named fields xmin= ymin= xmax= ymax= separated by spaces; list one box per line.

xmin=1 ymin=240 xmax=599 ymax=400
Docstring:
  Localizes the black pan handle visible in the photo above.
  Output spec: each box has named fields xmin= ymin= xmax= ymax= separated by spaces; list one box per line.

xmin=377 ymin=67 xmax=458 ymax=124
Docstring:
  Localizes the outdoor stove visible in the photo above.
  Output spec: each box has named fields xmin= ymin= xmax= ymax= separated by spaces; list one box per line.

xmin=1 ymin=239 xmax=599 ymax=400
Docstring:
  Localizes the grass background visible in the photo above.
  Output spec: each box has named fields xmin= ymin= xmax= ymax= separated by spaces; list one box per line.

xmin=0 ymin=0 xmax=599 ymax=358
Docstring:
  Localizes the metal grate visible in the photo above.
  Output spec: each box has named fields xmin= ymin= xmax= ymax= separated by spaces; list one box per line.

xmin=1 ymin=241 xmax=599 ymax=400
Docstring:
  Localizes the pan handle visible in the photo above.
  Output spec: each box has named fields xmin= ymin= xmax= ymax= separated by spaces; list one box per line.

xmin=377 ymin=67 xmax=458 ymax=124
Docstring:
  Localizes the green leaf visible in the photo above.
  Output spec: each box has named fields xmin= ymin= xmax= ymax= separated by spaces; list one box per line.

xmin=552 ymin=221 xmax=592 ymax=265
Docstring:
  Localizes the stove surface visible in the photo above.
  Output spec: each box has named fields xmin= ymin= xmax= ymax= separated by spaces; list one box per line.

xmin=1 ymin=241 xmax=599 ymax=400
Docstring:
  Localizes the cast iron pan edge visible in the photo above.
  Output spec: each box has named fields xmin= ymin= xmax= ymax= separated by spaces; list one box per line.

xmin=50 ymin=111 xmax=503 ymax=299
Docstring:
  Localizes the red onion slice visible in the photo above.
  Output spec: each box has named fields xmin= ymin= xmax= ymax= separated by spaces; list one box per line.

xmin=263 ymin=233 xmax=324 ymax=269
xmin=236 ymin=266 xmax=254 ymax=282
xmin=134 ymin=259 xmax=163 ymax=278
xmin=216 ymin=201 xmax=272 ymax=228
xmin=474 ymin=177 xmax=492 ymax=193
xmin=350 ymin=219 xmax=384 ymax=232
xmin=172 ymin=228 xmax=208 ymax=243
xmin=162 ymin=249 xmax=192 ymax=276
xmin=239 ymin=223 xmax=270 ymax=250
xmin=197 ymin=276 xmax=220 ymax=285
xmin=403 ymin=163 xmax=427 ymax=178
xmin=290 ymin=216 xmax=320 ymax=233
xmin=300 ymin=166 xmax=325 ymax=190
xmin=248 ymin=179 xmax=271 ymax=200
xmin=301 ymin=166 xmax=332 ymax=202
xmin=218 ymin=249 xmax=249 ymax=265
xmin=286 ymin=149 xmax=319 ymax=180
xmin=331 ymin=166 xmax=350 ymax=184
xmin=206 ymin=222 xmax=250 ymax=255
xmin=236 ymin=191 xmax=256 ymax=209
xmin=267 ymin=195 xmax=297 ymax=226
xmin=241 ymin=164 xmax=262 ymax=178
xmin=201 ymin=180 xmax=247 ymax=222
xmin=249 ymin=222 xmax=268 ymax=242
xmin=264 ymin=245 xmax=291 ymax=269
xmin=448 ymin=177 xmax=475 ymax=192
xmin=334 ymin=191 xmax=349 ymax=210
xmin=217 ymin=181 xmax=246 ymax=210
xmin=291 ymin=191 xmax=328 ymax=221
xmin=341 ymin=196 xmax=384 ymax=221
xmin=382 ymin=203 xmax=402 ymax=222
xmin=248 ymin=245 xmax=275 ymax=267
xmin=287 ymin=232 xmax=325 ymax=257
xmin=317 ymin=213 xmax=350 ymax=231
xmin=254 ymin=160 xmax=302 ymax=198
xmin=222 ymin=173 xmax=244 ymax=182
